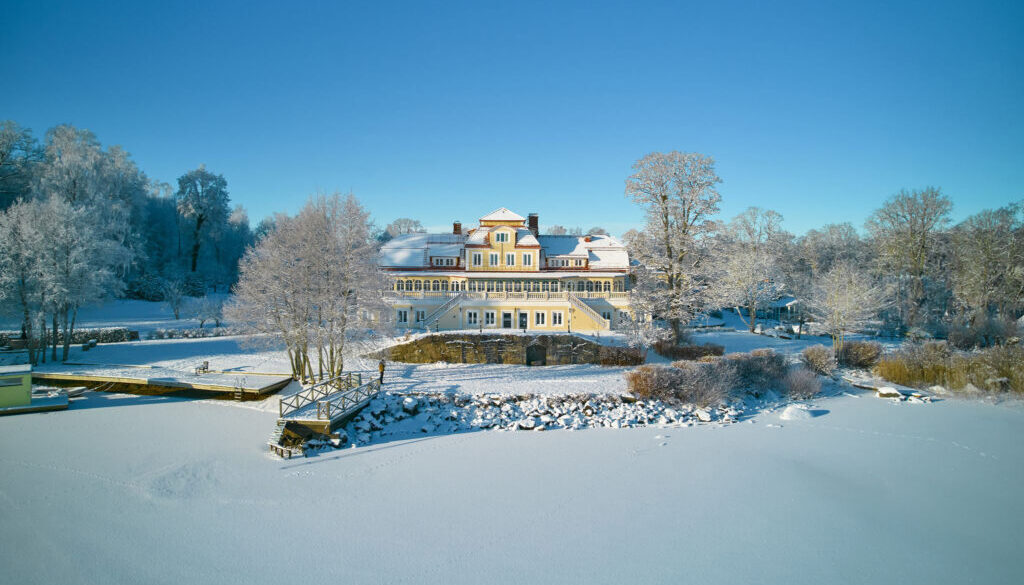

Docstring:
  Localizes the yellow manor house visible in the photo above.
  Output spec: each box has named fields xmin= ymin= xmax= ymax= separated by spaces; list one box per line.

xmin=379 ymin=207 xmax=632 ymax=332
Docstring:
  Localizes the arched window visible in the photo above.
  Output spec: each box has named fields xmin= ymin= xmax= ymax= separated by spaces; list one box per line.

xmin=414 ymin=280 xmax=422 ymax=291
xmin=585 ymin=281 xmax=593 ymax=292
xmin=614 ymin=280 xmax=623 ymax=292
xmin=514 ymin=281 xmax=522 ymax=292
xmin=441 ymin=280 xmax=449 ymax=291
xmin=603 ymin=281 xmax=611 ymax=292
xmin=405 ymin=280 xmax=413 ymax=291
xmin=542 ymin=281 xmax=549 ymax=292
xmin=396 ymin=280 xmax=404 ymax=291
xmin=432 ymin=280 xmax=440 ymax=291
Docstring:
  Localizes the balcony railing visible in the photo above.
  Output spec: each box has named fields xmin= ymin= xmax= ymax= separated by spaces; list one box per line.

xmin=389 ymin=290 xmax=628 ymax=301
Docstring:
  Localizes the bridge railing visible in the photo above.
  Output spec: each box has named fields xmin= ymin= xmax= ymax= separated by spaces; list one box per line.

xmin=279 ymin=372 xmax=362 ymax=417
xmin=315 ymin=379 xmax=382 ymax=421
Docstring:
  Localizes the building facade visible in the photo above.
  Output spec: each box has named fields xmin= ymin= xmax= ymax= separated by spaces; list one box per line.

xmin=380 ymin=208 xmax=631 ymax=332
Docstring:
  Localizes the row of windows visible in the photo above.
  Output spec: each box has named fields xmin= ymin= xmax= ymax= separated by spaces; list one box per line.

xmin=548 ymin=258 xmax=585 ymax=267
xmin=470 ymin=251 xmax=533 ymax=267
xmin=463 ymin=310 xmax=562 ymax=327
xmin=397 ymin=308 xmax=632 ymax=326
xmin=395 ymin=279 xmax=624 ymax=292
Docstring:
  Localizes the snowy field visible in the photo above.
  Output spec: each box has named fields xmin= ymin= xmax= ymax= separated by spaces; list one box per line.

xmin=3 ymin=300 xmax=1023 ymax=584
xmin=2 ymin=389 xmax=1023 ymax=584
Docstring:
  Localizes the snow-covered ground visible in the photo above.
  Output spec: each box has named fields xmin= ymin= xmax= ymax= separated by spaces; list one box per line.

xmin=2 ymin=388 xmax=1022 ymax=584
xmin=0 ymin=298 xmax=224 ymax=335
xmin=3 ymin=300 xmax=1023 ymax=583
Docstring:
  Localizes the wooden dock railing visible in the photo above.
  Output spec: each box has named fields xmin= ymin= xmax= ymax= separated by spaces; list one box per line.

xmin=279 ymin=372 xmax=362 ymax=417
xmin=315 ymin=379 xmax=382 ymax=421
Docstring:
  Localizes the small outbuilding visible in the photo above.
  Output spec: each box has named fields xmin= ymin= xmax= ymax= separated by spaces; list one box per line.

xmin=0 ymin=364 xmax=32 ymax=408
xmin=0 ymin=364 xmax=69 ymax=415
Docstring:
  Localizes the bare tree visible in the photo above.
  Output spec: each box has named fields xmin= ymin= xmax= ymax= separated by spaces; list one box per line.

xmin=808 ymin=262 xmax=890 ymax=354
xmin=384 ymin=217 xmax=424 ymax=239
xmin=625 ymin=151 xmax=722 ymax=344
xmin=950 ymin=202 xmax=1023 ymax=319
xmin=545 ymin=225 xmax=569 ymax=235
xmin=229 ymin=192 xmax=383 ymax=383
xmin=162 ymin=279 xmax=186 ymax=319
xmin=712 ymin=207 xmax=787 ymax=332
xmin=586 ymin=226 xmax=609 ymax=236
xmin=866 ymin=187 xmax=952 ymax=329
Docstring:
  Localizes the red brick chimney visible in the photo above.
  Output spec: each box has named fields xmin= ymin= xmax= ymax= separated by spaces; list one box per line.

xmin=528 ymin=213 xmax=538 ymax=236
xmin=453 ymin=221 xmax=462 ymax=235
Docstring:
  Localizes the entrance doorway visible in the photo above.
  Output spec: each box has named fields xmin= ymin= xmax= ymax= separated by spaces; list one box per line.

xmin=502 ymin=312 xmax=512 ymax=328
xmin=526 ymin=344 xmax=547 ymax=366
xmin=518 ymin=312 xmax=528 ymax=329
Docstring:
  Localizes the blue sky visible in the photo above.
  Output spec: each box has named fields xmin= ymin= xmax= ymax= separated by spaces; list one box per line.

xmin=3 ymin=0 xmax=1021 ymax=236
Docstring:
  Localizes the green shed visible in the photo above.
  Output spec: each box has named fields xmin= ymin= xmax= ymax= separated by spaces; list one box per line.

xmin=0 ymin=364 xmax=32 ymax=408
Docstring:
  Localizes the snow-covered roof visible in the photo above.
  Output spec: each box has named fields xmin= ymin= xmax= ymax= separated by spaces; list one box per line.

xmin=465 ymin=227 xmax=490 ymax=245
xmin=769 ymin=296 xmax=799 ymax=309
xmin=537 ymin=235 xmax=589 ymax=256
xmin=480 ymin=207 xmax=525 ymax=222
xmin=380 ymin=220 xmax=628 ymax=269
xmin=515 ymin=228 xmax=539 ymax=247
xmin=428 ymin=245 xmax=461 ymax=257
xmin=536 ymin=234 xmax=628 ymax=268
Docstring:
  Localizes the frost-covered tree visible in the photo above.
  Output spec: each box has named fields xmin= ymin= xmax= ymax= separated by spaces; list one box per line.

xmin=162 ymin=279 xmax=187 ymax=319
xmin=0 ymin=200 xmax=45 ymax=364
xmin=191 ymin=295 xmax=224 ymax=328
xmin=34 ymin=196 xmax=130 ymax=360
xmin=586 ymin=226 xmax=609 ymax=236
xmin=710 ymin=207 xmax=788 ymax=332
xmin=229 ymin=192 xmax=383 ymax=383
xmin=808 ymin=263 xmax=890 ymax=354
xmin=866 ymin=187 xmax=952 ymax=329
xmin=624 ymin=151 xmax=722 ymax=343
xmin=623 ymin=265 xmax=672 ymax=349
xmin=384 ymin=218 xmax=424 ymax=239
xmin=545 ymin=224 xmax=569 ymax=235
xmin=175 ymin=165 xmax=229 ymax=274
xmin=950 ymin=202 xmax=1024 ymax=319
xmin=0 ymin=120 xmax=42 ymax=210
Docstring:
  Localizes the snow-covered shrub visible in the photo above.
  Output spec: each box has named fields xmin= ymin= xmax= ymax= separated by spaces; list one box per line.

xmin=801 ymin=345 xmax=836 ymax=376
xmin=725 ymin=349 xmax=787 ymax=390
xmin=625 ymin=365 xmax=686 ymax=400
xmin=837 ymin=341 xmax=882 ymax=368
xmin=784 ymin=367 xmax=821 ymax=399
xmin=597 ymin=345 xmax=646 ymax=366
xmin=653 ymin=339 xmax=724 ymax=360
xmin=947 ymin=315 xmax=1020 ymax=349
xmin=874 ymin=343 xmax=1023 ymax=393
xmin=626 ymin=361 xmax=736 ymax=407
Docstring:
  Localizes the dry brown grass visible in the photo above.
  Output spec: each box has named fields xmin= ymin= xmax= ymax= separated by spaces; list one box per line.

xmin=874 ymin=343 xmax=1024 ymax=393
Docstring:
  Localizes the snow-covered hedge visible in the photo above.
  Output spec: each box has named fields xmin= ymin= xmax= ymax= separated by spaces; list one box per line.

xmin=0 ymin=327 xmax=137 ymax=347
xmin=146 ymin=327 xmax=241 ymax=340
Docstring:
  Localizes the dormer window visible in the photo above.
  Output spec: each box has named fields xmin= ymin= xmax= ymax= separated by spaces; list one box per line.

xmin=494 ymin=232 xmax=509 ymax=243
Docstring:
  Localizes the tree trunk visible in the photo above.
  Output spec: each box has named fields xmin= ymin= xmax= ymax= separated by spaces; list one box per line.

xmin=22 ymin=309 xmax=35 ymax=366
xmin=191 ymin=216 xmax=205 ymax=272
xmin=748 ymin=301 xmax=757 ymax=332
xmin=669 ymin=317 xmax=682 ymax=345
xmin=52 ymin=312 xmax=59 ymax=360
xmin=61 ymin=307 xmax=76 ymax=362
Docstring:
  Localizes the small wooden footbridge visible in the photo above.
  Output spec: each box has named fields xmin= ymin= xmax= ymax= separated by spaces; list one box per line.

xmin=268 ymin=371 xmax=382 ymax=458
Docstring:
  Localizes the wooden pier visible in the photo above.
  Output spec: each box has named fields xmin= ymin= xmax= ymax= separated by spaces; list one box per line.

xmin=269 ymin=373 xmax=382 ymax=455
xmin=31 ymin=362 xmax=293 ymax=398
